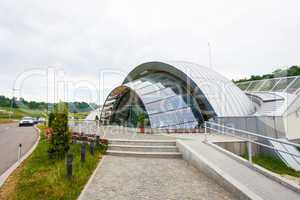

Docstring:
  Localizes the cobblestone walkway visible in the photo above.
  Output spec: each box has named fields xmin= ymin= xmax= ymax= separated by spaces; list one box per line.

xmin=79 ymin=156 xmax=237 ymax=200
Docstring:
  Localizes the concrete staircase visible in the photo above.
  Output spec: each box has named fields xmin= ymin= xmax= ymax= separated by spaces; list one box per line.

xmin=106 ymin=139 xmax=181 ymax=158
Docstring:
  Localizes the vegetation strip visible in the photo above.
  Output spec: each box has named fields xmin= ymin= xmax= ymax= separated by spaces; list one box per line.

xmin=0 ymin=124 xmax=104 ymax=200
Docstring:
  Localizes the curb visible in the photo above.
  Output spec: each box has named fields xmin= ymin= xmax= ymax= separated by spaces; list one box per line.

xmin=0 ymin=125 xmax=40 ymax=188
xmin=77 ymin=156 xmax=106 ymax=200
xmin=207 ymin=141 xmax=300 ymax=194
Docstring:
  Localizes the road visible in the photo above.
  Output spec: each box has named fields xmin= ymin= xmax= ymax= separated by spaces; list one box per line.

xmin=0 ymin=123 xmax=38 ymax=175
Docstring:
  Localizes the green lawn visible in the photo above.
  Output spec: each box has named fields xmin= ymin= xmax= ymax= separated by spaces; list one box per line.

xmin=243 ymin=154 xmax=300 ymax=177
xmin=69 ymin=112 xmax=89 ymax=120
xmin=0 ymin=118 xmax=15 ymax=124
xmin=0 ymin=125 xmax=104 ymax=200
xmin=0 ymin=107 xmax=46 ymax=119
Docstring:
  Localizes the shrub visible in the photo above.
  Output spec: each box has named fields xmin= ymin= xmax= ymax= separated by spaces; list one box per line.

xmin=48 ymin=112 xmax=55 ymax=127
xmin=138 ymin=112 xmax=145 ymax=128
xmin=48 ymin=102 xmax=70 ymax=159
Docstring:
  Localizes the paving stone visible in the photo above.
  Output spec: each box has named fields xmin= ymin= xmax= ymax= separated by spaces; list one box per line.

xmin=80 ymin=155 xmax=237 ymax=200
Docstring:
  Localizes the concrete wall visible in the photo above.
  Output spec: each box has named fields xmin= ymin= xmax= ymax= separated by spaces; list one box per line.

xmin=283 ymin=112 xmax=300 ymax=140
xmin=216 ymin=116 xmax=286 ymax=138
xmin=215 ymin=141 xmax=260 ymax=156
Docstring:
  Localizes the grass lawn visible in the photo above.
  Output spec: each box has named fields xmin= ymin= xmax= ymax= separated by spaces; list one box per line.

xmin=0 ymin=119 xmax=15 ymax=124
xmin=243 ymin=154 xmax=300 ymax=177
xmin=0 ymin=124 xmax=104 ymax=200
xmin=0 ymin=107 xmax=46 ymax=119
xmin=69 ymin=112 xmax=89 ymax=120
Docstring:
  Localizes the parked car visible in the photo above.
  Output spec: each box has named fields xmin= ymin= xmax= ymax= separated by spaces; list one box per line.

xmin=19 ymin=117 xmax=34 ymax=126
xmin=33 ymin=118 xmax=39 ymax=124
xmin=37 ymin=117 xmax=46 ymax=123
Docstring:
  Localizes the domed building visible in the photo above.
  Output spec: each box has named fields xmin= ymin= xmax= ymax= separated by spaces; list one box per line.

xmin=100 ymin=61 xmax=255 ymax=129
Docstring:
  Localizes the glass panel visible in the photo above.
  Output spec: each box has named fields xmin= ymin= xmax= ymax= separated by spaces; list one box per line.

xmin=236 ymin=82 xmax=251 ymax=91
xmin=248 ymin=80 xmax=264 ymax=91
xmin=149 ymin=107 xmax=196 ymax=128
xmin=126 ymin=80 xmax=143 ymax=88
xmin=272 ymin=77 xmax=295 ymax=92
xmin=134 ymin=80 xmax=152 ymax=89
xmin=286 ymin=77 xmax=300 ymax=93
xmin=149 ymin=113 xmax=176 ymax=128
xmin=165 ymin=121 xmax=198 ymax=129
xmin=247 ymin=81 xmax=262 ymax=91
xmin=136 ymin=83 xmax=165 ymax=95
xmin=142 ymin=88 xmax=176 ymax=103
xmin=259 ymin=79 xmax=280 ymax=91
xmin=145 ymin=96 xmax=188 ymax=114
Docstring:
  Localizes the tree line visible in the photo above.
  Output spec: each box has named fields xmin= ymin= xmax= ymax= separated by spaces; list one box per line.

xmin=234 ymin=65 xmax=300 ymax=83
xmin=0 ymin=95 xmax=98 ymax=113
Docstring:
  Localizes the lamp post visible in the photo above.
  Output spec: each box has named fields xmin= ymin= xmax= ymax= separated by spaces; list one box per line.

xmin=9 ymin=88 xmax=18 ymax=120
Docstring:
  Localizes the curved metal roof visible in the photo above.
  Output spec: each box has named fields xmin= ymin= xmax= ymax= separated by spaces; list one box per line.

xmin=124 ymin=61 xmax=255 ymax=117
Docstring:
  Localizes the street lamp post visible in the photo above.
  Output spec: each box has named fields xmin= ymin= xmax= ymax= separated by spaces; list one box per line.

xmin=9 ymin=88 xmax=18 ymax=120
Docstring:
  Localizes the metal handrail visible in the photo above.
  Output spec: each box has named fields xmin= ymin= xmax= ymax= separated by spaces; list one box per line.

xmin=204 ymin=121 xmax=300 ymax=162
xmin=206 ymin=125 xmax=300 ymax=158
xmin=205 ymin=121 xmax=300 ymax=148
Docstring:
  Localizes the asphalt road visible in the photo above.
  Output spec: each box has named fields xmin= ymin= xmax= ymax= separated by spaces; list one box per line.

xmin=0 ymin=123 xmax=38 ymax=175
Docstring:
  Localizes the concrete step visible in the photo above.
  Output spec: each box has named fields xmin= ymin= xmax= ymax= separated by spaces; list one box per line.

xmin=108 ymin=144 xmax=178 ymax=152
xmin=106 ymin=150 xmax=182 ymax=158
xmin=108 ymin=139 xmax=176 ymax=146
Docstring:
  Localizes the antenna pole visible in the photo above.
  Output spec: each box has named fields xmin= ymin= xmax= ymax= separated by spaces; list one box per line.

xmin=208 ymin=42 xmax=212 ymax=69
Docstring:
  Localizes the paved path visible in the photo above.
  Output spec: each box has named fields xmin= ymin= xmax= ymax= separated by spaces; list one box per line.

xmin=181 ymin=139 xmax=300 ymax=200
xmin=79 ymin=156 xmax=237 ymax=200
xmin=0 ymin=123 xmax=38 ymax=175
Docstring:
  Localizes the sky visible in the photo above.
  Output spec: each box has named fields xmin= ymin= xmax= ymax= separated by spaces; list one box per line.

xmin=0 ymin=0 xmax=299 ymax=104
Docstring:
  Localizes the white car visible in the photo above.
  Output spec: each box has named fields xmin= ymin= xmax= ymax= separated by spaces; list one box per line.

xmin=19 ymin=117 xmax=35 ymax=126
xmin=37 ymin=117 xmax=46 ymax=123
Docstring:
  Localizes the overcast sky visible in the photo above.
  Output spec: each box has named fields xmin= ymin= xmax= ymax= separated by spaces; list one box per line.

xmin=0 ymin=0 xmax=299 ymax=104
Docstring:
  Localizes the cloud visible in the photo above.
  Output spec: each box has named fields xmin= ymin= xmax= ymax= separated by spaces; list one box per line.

xmin=0 ymin=0 xmax=299 ymax=103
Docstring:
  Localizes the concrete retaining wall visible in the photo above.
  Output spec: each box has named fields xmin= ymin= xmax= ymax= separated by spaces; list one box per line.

xmin=215 ymin=141 xmax=260 ymax=156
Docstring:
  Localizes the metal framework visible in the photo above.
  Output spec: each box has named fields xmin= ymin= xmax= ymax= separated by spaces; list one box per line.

xmin=236 ymin=76 xmax=300 ymax=94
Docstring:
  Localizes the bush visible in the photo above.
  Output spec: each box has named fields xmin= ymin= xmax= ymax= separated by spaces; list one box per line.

xmin=48 ymin=102 xmax=70 ymax=159
xmin=48 ymin=112 xmax=55 ymax=127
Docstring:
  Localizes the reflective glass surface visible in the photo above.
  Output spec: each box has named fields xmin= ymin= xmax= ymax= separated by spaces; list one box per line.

xmin=124 ymin=72 xmax=203 ymax=128
xmin=272 ymin=77 xmax=295 ymax=92
xmin=103 ymin=71 xmax=215 ymax=129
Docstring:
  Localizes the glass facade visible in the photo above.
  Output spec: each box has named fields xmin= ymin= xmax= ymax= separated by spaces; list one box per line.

xmin=102 ymin=72 xmax=215 ymax=129
xmin=236 ymin=76 xmax=300 ymax=94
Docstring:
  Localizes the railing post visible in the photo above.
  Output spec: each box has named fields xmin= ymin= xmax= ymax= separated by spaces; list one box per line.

xmin=66 ymin=153 xmax=73 ymax=178
xmin=204 ymin=121 xmax=208 ymax=143
xmin=18 ymin=143 xmax=22 ymax=162
xmin=81 ymin=142 xmax=86 ymax=162
xmin=247 ymin=141 xmax=252 ymax=163
xmin=90 ymin=141 xmax=95 ymax=155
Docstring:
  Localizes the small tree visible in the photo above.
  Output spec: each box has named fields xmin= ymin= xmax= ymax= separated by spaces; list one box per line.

xmin=138 ymin=113 xmax=145 ymax=127
xmin=138 ymin=112 xmax=145 ymax=133
xmin=48 ymin=112 xmax=55 ymax=127
xmin=48 ymin=102 xmax=70 ymax=159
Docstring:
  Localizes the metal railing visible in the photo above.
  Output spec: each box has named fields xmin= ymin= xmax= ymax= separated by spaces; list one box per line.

xmin=204 ymin=121 xmax=300 ymax=164
xmin=68 ymin=119 xmax=99 ymax=135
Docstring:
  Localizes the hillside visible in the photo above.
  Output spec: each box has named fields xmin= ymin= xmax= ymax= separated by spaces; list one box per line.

xmin=0 ymin=95 xmax=98 ymax=120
